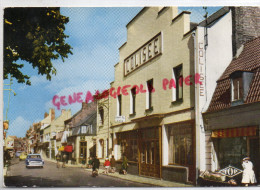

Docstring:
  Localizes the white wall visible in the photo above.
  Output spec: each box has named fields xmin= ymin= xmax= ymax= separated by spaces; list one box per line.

xmin=195 ymin=11 xmax=233 ymax=172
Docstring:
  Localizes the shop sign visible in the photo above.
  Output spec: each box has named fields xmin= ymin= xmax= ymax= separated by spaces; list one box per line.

xmin=218 ymin=165 xmax=243 ymax=178
xmin=124 ymin=32 xmax=162 ymax=76
xmin=7 ymin=141 xmax=14 ymax=148
xmin=115 ymin=116 xmax=125 ymax=123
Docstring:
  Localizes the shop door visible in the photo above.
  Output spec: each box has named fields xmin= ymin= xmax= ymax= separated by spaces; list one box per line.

xmin=249 ymin=137 xmax=259 ymax=181
xmin=79 ymin=141 xmax=87 ymax=164
xmin=139 ymin=127 xmax=161 ymax=178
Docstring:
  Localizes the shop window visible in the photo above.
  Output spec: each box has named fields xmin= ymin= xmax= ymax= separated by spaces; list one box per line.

xmin=130 ymin=87 xmax=136 ymax=115
xmin=172 ymin=65 xmax=183 ymax=102
xmin=146 ymin=79 xmax=154 ymax=110
xmin=117 ymin=95 xmax=122 ymax=116
xmin=117 ymin=130 xmax=138 ymax=162
xmin=168 ymin=124 xmax=193 ymax=166
xmin=99 ymin=107 xmax=104 ymax=125
xmin=213 ymin=137 xmax=247 ymax=169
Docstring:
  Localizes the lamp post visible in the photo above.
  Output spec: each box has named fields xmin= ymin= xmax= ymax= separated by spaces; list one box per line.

xmin=4 ymin=76 xmax=16 ymax=121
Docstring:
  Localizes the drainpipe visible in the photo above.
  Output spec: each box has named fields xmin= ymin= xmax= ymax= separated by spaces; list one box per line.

xmin=192 ymin=31 xmax=199 ymax=184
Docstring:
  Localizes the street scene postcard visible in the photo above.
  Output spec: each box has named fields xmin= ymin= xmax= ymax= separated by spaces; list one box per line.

xmin=2 ymin=2 xmax=260 ymax=188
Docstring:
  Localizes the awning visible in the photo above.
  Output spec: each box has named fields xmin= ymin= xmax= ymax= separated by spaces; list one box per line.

xmin=211 ymin=126 xmax=257 ymax=138
xmin=64 ymin=145 xmax=73 ymax=152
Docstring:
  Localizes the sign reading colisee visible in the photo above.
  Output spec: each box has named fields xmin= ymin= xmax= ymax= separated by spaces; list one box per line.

xmin=124 ymin=32 xmax=162 ymax=76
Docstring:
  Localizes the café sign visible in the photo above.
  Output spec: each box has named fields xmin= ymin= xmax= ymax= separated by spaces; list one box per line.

xmin=124 ymin=32 xmax=162 ymax=76
xmin=218 ymin=165 xmax=243 ymax=178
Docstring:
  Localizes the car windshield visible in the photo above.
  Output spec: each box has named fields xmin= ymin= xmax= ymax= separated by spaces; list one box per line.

xmin=28 ymin=155 xmax=41 ymax=159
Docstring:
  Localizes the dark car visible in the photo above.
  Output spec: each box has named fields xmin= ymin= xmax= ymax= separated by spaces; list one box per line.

xmin=25 ymin=154 xmax=44 ymax=168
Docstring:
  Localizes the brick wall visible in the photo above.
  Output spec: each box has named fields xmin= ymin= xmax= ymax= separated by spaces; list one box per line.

xmin=231 ymin=7 xmax=260 ymax=56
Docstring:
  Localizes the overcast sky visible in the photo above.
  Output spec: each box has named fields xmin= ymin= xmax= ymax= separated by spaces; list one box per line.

xmin=3 ymin=6 xmax=221 ymax=137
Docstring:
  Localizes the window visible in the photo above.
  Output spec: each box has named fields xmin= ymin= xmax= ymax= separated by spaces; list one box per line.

xmin=130 ymin=87 xmax=136 ymax=114
xmin=146 ymin=79 xmax=154 ymax=109
xmin=117 ymin=95 xmax=122 ymax=116
xmin=99 ymin=107 xmax=104 ymax=125
xmin=117 ymin=130 xmax=138 ymax=162
xmin=172 ymin=65 xmax=183 ymax=101
xmin=81 ymin=125 xmax=87 ymax=134
xmin=232 ymin=77 xmax=243 ymax=101
xmin=99 ymin=139 xmax=104 ymax=158
xmin=168 ymin=123 xmax=193 ymax=166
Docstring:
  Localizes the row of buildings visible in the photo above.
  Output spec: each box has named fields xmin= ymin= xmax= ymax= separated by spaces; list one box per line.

xmin=24 ymin=6 xmax=260 ymax=184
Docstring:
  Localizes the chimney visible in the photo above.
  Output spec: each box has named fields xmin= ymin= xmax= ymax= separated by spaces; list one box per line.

xmin=51 ymin=108 xmax=55 ymax=121
xmin=82 ymin=102 xmax=88 ymax=110
xmin=44 ymin=112 xmax=48 ymax=118
xmin=61 ymin=109 xmax=66 ymax=115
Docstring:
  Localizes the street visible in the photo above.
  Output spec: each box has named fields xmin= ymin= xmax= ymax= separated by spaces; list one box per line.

xmin=4 ymin=158 xmax=152 ymax=187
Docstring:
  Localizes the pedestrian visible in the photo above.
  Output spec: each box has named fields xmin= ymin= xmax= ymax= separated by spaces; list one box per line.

xmin=92 ymin=156 xmax=100 ymax=177
xmin=62 ymin=153 xmax=67 ymax=168
xmin=121 ymin=155 xmax=128 ymax=175
xmin=103 ymin=157 xmax=111 ymax=174
xmin=87 ymin=157 xmax=93 ymax=169
xmin=81 ymin=154 xmax=86 ymax=168
xmin=241 ymin=157 xmax=257 ymax=186
xmin=56 ymin=152 xmax=61 ymax=168
xmin=110 ymin=155 xmax=116 ymax=173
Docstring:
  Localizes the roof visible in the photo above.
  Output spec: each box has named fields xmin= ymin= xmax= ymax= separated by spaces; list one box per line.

xmin=74 ymin=111 xmax=96 ymax=127
xmin=207 ymin=37 xmax=260 ymax=112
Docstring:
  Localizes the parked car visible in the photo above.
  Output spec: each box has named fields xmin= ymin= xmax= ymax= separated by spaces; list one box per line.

xmin=15 ymin=151 xmax=23 ymax=158
xmin=25 ymin=154 xmax=44 ymax=168
xmin=19 ymin=152 xmax=27 ymax=161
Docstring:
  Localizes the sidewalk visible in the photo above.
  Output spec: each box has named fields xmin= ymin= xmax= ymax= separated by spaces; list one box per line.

xmin=45 ymin=159 xmax=193 ymax=187
xmin=84 ymin=168 xmax=194 ymax=187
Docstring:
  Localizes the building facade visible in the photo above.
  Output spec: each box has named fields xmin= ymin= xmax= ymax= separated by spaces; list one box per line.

xmin=203 ymin=37 xmax=260 ymax=183
xmin=107 ymin=7 xmax=196 ymax=183
xmin=191 ymin=7 xmax=260 ymax=177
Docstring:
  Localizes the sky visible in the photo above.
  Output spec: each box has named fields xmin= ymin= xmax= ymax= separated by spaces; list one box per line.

xmin=3 ymin=6 xmax=222 ymax=137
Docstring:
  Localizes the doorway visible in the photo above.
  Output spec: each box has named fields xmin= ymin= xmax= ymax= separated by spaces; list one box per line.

xmin=139 ymin=127 xmax=161 ymax=178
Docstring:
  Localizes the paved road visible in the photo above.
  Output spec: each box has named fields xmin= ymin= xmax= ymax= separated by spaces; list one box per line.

xmin=4 ymin=158 xmax=152 ymax=187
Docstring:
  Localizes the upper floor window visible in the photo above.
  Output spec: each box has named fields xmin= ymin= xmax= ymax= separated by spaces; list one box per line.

xmin=231 ymin=76 xmax=243 ymax=101
xmin=172 ymin=65 xmax=183 ymax=102
xmin=146 ymin=79 xmax=154 ymax=110
xmin=117 ymin=95 xmax=122 ymax=116
xmin=130 ymin=87 xmax=136 ymax=115
xmin=99 ymin=107 xmax=104 ymax=125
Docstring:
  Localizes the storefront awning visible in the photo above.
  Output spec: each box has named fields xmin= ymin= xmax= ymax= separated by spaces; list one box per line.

xmin=211 ymin=126 xmax=257 ymax=138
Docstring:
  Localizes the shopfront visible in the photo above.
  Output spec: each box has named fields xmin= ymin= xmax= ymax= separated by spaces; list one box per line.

xmin=116 ymin=126 xmax=161 ymax=178
xmin=211 ymin=126 xmax=259 ymax=179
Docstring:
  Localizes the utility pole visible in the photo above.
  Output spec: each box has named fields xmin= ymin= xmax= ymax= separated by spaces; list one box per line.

xmin=4 ymin=76 xmax=16 ymax=121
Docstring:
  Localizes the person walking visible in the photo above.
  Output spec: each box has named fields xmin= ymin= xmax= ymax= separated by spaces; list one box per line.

xmin=87 ymin=157 xmax=93 ymax=169
xmin=121 ymin=155 xmax=128 ymax=175
xmin=92 ymin=156 xmax=100 ymax=177
xmin=241 ymin=157 xmax=257 ymax=186
xmin=103 ymin=157 xmax=111 ymax=174
xmin=62 ymin=153 xmax=67 ymax=168
xmin=110 ymin=155 xmax=116 ymax=173
xmin=56 ymin=152 xmax=61 ymax=168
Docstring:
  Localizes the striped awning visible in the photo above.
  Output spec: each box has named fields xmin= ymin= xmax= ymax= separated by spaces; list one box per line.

xmin=211 ymin=126 xmax=257 ymax=138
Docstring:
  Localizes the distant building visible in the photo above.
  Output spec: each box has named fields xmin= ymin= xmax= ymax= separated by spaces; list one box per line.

xmin=64 ymin=102 xmax=97 ymax=165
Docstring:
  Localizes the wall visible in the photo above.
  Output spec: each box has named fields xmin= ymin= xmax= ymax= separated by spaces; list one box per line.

xmin=195 ymin=10 xmax=233 ymax=172
xmin=231 ymin=7 xmax=260 ymax=56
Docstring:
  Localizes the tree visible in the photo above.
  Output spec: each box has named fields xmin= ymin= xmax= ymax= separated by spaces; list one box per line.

xmin=4 ymin=7 xmax=73 ymax=85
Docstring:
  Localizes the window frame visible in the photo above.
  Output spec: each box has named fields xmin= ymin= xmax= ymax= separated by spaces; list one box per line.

xmin=172 ymin=64 xmax=183 ymax=102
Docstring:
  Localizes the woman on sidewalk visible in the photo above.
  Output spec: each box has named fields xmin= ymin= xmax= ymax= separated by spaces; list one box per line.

xmin=241 ymin=157 xmax=257 ymax=186
xmin=110 ymin=155 xmax=116 ymax=173
xmin=121 ymin=156 xmax=128 ymax=175
xmin=92 ymin=156 xmax=100 ymax=177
